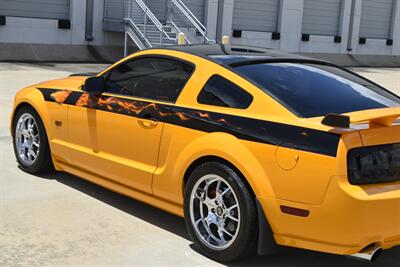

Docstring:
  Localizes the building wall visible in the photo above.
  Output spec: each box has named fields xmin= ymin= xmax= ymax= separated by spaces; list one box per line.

xmin=0 ymin=0 xmax=399 ymax=60
xmin=0 ymin=0 xmax=123 ymax=46
xmin=0 ymin=0 xmax=71 ymax=20
xmin=222 ymin=0 xmax=400 ymax=56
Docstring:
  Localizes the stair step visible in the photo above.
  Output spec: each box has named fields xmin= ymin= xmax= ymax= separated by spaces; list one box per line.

xmin=147 ymin=37 xmax=176 ymax=42
xmin=135 ymin=24 xmax=172 ymax=31
xmin=148 ymin=40 xmax=176 ymax=44
xmin=144 ymin=31 xmax=176 ymax=36
xmin=146 ymin=34 xmax=172 ymax=38
xmin=146 ymin=33 xmax=176 ymax=38
xmin=137 ymin=26 xmax=159 ymax=30
xmin=145 ymin=32 xmax=161 ymax=36
xmin=150 ymin=43 xmax=176 ymax=47
xmin=140 ymin=30 xmax=175 ymax=36
xmin=140 ymin=28 xmax=173 ymax=33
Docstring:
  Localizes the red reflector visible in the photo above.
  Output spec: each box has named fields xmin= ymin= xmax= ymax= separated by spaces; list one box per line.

xmin=280 ymin=205 xmax=310 ymax=217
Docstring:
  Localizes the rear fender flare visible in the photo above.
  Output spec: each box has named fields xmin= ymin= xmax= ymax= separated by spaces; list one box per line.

xmin=174 ymin=132 xmax=276 ymax=199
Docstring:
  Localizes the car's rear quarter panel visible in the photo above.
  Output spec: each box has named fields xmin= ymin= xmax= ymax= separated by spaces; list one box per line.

xmin=152 ymin=125 xmax=276 ymax=203
xmin=263 ymin=127 xmax=400 ymax=255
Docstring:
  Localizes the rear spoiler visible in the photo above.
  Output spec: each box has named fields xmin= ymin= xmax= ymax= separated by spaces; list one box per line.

xmin=322 ymin=107 xmax=400 ymax=128
xmin=69 ymin=72 xmax=97 ymax=77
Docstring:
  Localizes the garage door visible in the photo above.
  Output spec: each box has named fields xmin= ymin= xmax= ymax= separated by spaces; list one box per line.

xmin=302 ymin=0 xmax=342 ymax=36
xmin=232 ymin=0 xmax=279 ymax=32
xmin=103 ymin=0 xmax=125 ymax=31
xmin=104 ymin=0 xmax=124 ymax=21
xmin=0 ymin=0 xmax=70 ymax=20
xmin=359 ymin=0 xmax=395 ymax=39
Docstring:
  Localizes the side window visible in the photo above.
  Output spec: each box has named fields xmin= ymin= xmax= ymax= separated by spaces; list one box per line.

xmin=197 ymin=75 xmax=253 ymax=109
xmin=104 ymin=57 xmax=194 ymax=102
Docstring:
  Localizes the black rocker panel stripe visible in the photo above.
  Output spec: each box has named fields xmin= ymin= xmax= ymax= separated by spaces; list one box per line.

xmin=38 ymin=88 xmax=341 ymax=157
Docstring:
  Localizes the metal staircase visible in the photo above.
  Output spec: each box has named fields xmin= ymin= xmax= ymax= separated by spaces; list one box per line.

xmin=124 ymin=0 xmax=214 ymax=54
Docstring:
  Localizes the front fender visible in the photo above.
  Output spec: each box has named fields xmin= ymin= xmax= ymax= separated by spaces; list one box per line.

xmin=11 ymin=87 xmax=54 ymax=139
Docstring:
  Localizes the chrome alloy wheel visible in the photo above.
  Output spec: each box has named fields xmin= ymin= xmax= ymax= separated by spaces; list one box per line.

xmin=15 ymin=113 xmax=40 ymax=166
xmin=190 ymin=174 xmax=241 ymax=250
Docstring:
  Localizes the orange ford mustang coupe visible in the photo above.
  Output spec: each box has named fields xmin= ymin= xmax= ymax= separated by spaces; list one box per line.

xmin=10 ymin=44 xmax=400 ymax=262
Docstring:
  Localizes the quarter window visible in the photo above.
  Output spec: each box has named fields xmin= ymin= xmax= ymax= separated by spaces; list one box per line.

xmin=103 ymin=57 xmax=194 ymax=102
xmin=197 ymin=75 xmax=253 ymax=109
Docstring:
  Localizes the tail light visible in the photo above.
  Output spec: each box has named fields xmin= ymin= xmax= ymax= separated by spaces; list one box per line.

xmin=347 ymin=144 xmax=400 ymax=185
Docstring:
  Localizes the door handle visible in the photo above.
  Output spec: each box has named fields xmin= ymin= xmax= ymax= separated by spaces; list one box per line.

xmin=138 ymin=119 xmax=159 ymax=128
xmin=138 ymin=113 xmax=159 ymax=128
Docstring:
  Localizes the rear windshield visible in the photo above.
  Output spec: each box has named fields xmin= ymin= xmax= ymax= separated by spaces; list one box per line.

xmin=234 ymin=63 xmax=400 ymax=118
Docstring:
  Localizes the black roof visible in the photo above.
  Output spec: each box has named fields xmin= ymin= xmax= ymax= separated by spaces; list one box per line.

xmin=155 ymin=44 xmax=325 ymax=66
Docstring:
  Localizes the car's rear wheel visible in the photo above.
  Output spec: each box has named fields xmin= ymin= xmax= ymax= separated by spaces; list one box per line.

xmin=184 ymin=161 xmax=257 ymax=262
xmin=13 ymin=105 xmax=54 ymax=174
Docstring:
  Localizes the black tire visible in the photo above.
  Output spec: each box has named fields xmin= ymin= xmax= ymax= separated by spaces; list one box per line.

xmin=184 ymin=161 xmax=257 ymax=262
xmin=12 ymin=105 xmax=54 ymax=174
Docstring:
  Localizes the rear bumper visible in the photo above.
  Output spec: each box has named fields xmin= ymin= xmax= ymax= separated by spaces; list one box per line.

xmin=259 ymin=175 xmax=400 ymax=255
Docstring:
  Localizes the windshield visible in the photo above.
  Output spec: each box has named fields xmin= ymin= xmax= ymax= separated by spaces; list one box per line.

xmin=234 ymin=63 xmax=400 ymax=118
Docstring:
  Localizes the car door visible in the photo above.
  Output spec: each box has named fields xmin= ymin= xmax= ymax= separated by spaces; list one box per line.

xmin=68 ymin=56 xmax=194 ymax=194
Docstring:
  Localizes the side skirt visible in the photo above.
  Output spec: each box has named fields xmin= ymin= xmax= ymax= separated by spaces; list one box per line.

xmin=55 ymin=160 xmax=184 ymax=217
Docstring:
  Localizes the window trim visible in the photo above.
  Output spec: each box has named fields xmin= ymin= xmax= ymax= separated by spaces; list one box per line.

xmin=197 ymin=74 xmax=254 ymax=110
xmin=100 ymin=54 xmax=196 ymax=104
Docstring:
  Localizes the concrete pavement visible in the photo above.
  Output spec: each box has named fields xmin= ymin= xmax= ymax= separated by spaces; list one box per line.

xmin=350 ymin=67 xmax=400 ymax=96
xmin=1 ymin=63 xmax=400 ymax=266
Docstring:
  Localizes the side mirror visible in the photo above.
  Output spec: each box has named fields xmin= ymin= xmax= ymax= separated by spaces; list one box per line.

xmin=82 ymin=76 xmax=105 ymax=94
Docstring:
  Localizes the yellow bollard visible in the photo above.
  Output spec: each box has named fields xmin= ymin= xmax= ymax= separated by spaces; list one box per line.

xmin=178 ymin=32 xmax=186 ymax=45
xmin=222 ymin=35 xmax=230 ymax=45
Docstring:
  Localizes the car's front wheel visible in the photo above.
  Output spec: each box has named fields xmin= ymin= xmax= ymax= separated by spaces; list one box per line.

xmin=184 ymin=161 xmax=257 ymax=262
xmin=13 ymin=105 xmax=54 ymax=174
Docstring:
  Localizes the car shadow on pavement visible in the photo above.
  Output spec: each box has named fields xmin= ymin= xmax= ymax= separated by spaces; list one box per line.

xmin=38 ymin=171 xmax=400 ymax=267
xmin=228 ymin=247 xmax=400 ymax=267
xmin=38 ymin=171 xmax=189 ymax=241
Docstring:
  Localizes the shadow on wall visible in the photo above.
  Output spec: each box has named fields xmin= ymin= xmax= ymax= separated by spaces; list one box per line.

xmin=37 ymin=171 xmax=400 ymax=267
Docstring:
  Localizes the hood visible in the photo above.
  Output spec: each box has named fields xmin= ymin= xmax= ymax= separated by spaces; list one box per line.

xmin=34 ymin=75 xmax=89 ymax=91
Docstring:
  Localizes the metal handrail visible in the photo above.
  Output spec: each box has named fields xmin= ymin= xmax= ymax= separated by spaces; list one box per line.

xmin=124 ymin=0 xmax=216 ymax=48
xmin=125 ymin=18 xmax=153 ymax=48
xmin=134 ymin=0 xmax=162 ymax=30
xmin=171 ymin=0 xmax=214 ymax=43
xmin=127 ymin=0 xmax=176 ymax=45
xmin=174 ymin=0 xmax=206 ymax=32
xmin=168 ymin=20 xmax=191 ymax=44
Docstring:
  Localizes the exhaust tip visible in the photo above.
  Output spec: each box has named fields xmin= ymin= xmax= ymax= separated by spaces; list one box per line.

xmin=350 ymin=246 xmax=382 ymax=262
xmin=370 ymin=248 xmax=382 ymax=262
